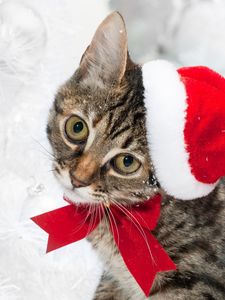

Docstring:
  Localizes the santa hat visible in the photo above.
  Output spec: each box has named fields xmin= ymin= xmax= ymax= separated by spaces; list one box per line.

xmin=142 ymin=60 xmax=225 ymax=200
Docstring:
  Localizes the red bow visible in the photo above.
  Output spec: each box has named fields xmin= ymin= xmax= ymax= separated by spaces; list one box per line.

xmin=31 ymin=194 xmax=176 ymax=296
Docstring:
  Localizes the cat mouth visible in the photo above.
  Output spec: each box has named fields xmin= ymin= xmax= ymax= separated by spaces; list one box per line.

xmin=63 ymin=187 xmax=102 ymax=205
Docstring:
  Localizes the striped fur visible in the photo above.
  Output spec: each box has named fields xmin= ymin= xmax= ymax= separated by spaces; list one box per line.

xmin=47 ymin=12 xmax=225 ymax=300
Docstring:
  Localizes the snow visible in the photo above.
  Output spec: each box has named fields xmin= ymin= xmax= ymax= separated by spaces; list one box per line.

xmin=1 ymin=0 xmax=225 ymax=299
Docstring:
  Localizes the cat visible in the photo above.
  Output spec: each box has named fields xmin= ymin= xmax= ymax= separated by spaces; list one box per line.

xmin=46 ymin=11 xmax=225 ymax=300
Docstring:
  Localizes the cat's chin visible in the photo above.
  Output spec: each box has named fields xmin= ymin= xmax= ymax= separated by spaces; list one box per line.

xmin=63 ymin=187 xmax=99 ymax=205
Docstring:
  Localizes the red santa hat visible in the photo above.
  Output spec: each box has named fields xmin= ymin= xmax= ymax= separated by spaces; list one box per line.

xmin=142 ymin=60 xmax=225 ymax=200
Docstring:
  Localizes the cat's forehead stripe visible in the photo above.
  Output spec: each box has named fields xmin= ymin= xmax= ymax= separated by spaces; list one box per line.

xmin=92 ymin=115 xmax=103 ymax=128
xmin=110 ymin=125 xmax=131 ymax=140
xmin=121 ymin=136 xmax=134 ymax=149
xmin=107 ymin=108 xmax=130 ymax=137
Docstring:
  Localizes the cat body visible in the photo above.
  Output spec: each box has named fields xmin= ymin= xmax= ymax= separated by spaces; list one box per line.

xmin=47 ymin=12 xmax=225 ymax=300
xmin=89 ymin=184 xmax=225 ymax=300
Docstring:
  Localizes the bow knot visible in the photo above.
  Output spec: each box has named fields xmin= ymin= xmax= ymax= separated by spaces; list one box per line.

xmin=31 ymin=194 xmax=176 ymax=296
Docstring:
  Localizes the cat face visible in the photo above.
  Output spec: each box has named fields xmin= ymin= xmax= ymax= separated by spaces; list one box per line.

xmin=47 ymin=12 xmax=158 ymax=205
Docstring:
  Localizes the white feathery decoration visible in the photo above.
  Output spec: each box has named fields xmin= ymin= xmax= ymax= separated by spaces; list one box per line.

xmin=0 ymin=1 xmax=108 ymax=299
xmin=0 ymin=0 xmax=46 ymax=81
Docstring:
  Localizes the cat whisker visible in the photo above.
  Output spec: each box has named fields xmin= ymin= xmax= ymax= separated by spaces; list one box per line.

xmin=32 ymin=137 xmax=56 ymax=161
xmin=86 ymin=204 xmax=99 ymax=236
xmin=110 ymin=199 xmax=155 ymax=265
xmin=38 ymin=141 xmax=55 ymax=158
xmin=70 ymin=204 xmax=96 ymax=236
xmin=108 ymin=207 xmax=120 ymax=247
xmin=97 ymin=204 xmax=103 ymax=239
xmin=83 ymin=205 xmax=95 ymax=236
xmin=108 ymin=207 xmax=120 ymax=262
xmin=105 ymin=206 xmax=118 ymax=263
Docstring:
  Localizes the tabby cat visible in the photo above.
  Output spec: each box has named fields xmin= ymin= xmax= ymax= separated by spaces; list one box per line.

xmin=47 ymin=12 xmax=225 ymax=300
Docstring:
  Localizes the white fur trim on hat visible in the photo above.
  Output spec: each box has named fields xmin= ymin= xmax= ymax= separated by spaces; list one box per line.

xmin=142 ymin=60 xmax=216 ymax=200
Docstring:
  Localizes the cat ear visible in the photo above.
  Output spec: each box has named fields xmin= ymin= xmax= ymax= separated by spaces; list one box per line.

xmin=77 ymin=12 xmax=128 ymax=86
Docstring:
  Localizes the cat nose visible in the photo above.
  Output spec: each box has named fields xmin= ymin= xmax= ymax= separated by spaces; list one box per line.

xmin=71 ymin=176 xmax=90 ymax=188
xmin=70 ymin=153 xmax=99 ymax=188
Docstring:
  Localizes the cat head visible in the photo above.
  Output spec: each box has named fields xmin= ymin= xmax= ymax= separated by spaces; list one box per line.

xmin=47 ymin=12 xmax=159 ymax=206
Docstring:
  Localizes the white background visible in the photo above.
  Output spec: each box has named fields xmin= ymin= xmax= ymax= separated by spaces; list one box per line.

xmin=0 ymin=0 xmax=225 ymax=299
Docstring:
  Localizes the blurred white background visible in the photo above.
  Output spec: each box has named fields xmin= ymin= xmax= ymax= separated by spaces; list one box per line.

xmin=0 ymin=0 xmax=225 ymax=299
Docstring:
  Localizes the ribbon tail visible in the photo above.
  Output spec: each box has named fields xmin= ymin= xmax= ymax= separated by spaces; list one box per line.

xmin=31 ymin=204 xmax=103 ymax=252
xmin=110 ymin=216 xmax=176 ymax=296
xmin=46 ymin=235 xmax=66 ymax=253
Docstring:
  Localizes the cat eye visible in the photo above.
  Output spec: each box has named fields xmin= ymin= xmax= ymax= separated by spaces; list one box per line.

xmin=112 ymin=154 xmax=141 ymax=175
xmin=65 ymin=115 xmax=89 ymax=142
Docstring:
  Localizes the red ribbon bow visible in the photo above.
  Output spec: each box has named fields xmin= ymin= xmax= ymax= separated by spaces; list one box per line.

xmin=31 ymin=194 xmax=176 ymax=296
